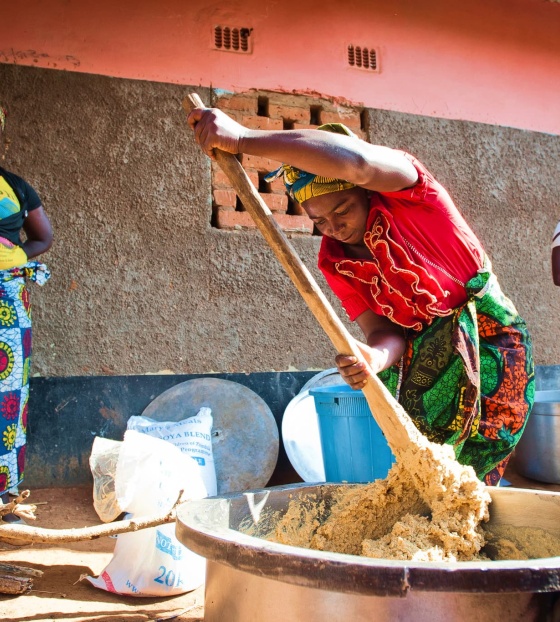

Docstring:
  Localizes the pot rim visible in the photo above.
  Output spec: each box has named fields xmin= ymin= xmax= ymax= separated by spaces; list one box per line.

xmin=176 ymin=484 xmax=560 ymax=597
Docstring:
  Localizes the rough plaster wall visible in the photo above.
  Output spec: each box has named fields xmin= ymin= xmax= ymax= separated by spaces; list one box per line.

xmin=0 ymin=64 xmax=558 ymax=377
xmin=0 ymin=64 xmax=344 ymax=376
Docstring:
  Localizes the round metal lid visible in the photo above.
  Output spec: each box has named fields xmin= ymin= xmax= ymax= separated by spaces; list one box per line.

xmin=142 ymin=378 xmax=279 ymax=495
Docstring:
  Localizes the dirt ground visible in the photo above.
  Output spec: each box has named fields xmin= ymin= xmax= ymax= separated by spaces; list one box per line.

xmin=1 ymin=456 xmax=559 ymax=622
xmin=0 ymin=486 xmax=204 ymax=622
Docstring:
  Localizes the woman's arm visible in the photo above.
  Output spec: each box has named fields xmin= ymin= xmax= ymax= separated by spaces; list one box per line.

xmin=21 ymin=206 xmax=53 ymax=259
xmin=553 ymin=246 xmax=560 ymax=286
xmin=552 ymin=223 xmax=560 ymax=286
xmin=335 ymin=309 xmax=406 ymax=389
xmin=187 ymin=107 xmax=418 ymax=193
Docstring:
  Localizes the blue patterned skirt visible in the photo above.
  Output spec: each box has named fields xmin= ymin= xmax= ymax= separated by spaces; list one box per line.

xmin=0 ymin=262 xmax=50 ymax=494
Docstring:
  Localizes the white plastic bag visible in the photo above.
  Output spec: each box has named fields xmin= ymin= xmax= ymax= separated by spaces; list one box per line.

xmin=89 ymin=437 xmax=123 ymax=523
xmin=86 ymin=430 xmax=207 ymax=597
xmin=127 ymin=406 xmax=217 ymax=496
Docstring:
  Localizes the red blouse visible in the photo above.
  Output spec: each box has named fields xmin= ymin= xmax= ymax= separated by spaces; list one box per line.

xmin=318 ymin=154 xmax=484 ymax=331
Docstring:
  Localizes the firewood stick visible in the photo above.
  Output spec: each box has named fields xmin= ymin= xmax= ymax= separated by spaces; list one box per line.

xmin=0 ymin=574 xmax=33 ymax=595
xmin=0 ymin=489 xmax=31 ymax=507
xmin=0 ymin=504 xmax=178 ymax=544
xmin=0 ymin=489 xmax=37 ymax=521
xmin=0 ymin=563 xmax=43 ymax=578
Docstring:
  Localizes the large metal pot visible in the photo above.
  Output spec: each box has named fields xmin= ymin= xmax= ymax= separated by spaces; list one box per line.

xmin=516 ymin=390 xmax=560 ymax=484
xmin=176 ymin=483 xmax=560 ymax=622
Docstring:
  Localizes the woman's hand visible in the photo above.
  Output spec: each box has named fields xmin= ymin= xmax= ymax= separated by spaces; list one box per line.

xmin=335 ymin=341 xmax=381 ymax=390
xmin=187 ymin=107 xmax=247 ymax=159
xmin=335 ymin=311 xmax=406 ymax=390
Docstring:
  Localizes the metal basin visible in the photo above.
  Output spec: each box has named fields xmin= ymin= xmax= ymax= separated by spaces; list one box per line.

xmin=176 ymin=483 xmax=560 ymax=622
xmin=516 ymin=390 xmax=560 ymax=484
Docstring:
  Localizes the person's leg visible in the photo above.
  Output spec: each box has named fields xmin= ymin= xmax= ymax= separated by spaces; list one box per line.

xmin=0 ymin=277 xmax=32 ymax=521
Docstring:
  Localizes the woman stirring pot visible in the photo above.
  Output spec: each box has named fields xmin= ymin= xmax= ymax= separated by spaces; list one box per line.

xmin=188 ymin=105 xmax=534 ymax=486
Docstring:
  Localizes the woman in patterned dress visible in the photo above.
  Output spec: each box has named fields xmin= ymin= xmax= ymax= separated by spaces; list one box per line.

xmin=0 ymin=105 xmax=53 ymax=524
xmin=188 ymin=105 xmax=534 ymax=486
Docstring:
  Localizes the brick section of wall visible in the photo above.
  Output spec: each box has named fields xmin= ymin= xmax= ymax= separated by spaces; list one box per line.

xmin=212 ymin=89 xmax=365 ymax=233
xmin=216 ymin=209 xmax=313 ymax=233
xmin=261 ymin=192 xmax=288 ymax=213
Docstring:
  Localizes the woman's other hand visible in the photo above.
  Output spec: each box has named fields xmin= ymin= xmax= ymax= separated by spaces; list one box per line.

xmin=336 ymin=310 xmax=406 ymax=389
xmin=335 ymin=353 xmax=368 ymax=389
xmin=335 ymin=342 xmax=379 ymax=390
xmin=187 ymin=107 xmax=247 ymax=159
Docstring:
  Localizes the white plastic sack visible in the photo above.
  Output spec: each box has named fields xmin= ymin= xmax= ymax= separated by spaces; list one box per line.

xmin=86 ymin=430 xmax=207 ymax=597
xmin=127 ymin=406 xmax=217 ymax=496
xmin=89 ymin=437 xmax=123 ymax=523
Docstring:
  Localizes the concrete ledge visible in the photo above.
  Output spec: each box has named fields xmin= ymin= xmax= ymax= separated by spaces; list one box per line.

xmin=25 ymin=365 xmax=557 ymax=490
xmin=26 ymin=371 xmax=317 ymax=489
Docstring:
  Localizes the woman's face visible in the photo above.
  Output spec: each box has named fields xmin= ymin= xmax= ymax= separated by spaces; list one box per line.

xmin=302 ymin=187 xmax=370 ymax=245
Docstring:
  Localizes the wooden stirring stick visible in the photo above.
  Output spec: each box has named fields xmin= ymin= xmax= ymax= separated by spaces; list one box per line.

xmin=184 ymin=96 xmax=491 ymax=564
xmin=183 ymin=92 xmax=423 ymax=457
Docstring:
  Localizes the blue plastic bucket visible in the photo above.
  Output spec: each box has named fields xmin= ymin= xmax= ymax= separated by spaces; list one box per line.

xmin=310 ymin=384 xmax=395 ymax=483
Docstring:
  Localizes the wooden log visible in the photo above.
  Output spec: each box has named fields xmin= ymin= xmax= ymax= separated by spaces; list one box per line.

xmin=0 ymin=573 xmax=33 ymax=595
xmin=0 ymin=562 xmax=43 ymax=578
xmin=0 ymin=490 xmax=37 ymax=521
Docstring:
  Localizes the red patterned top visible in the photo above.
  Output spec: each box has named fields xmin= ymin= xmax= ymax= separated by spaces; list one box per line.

xmin=318 ymin=155 xmax=484 ymax=330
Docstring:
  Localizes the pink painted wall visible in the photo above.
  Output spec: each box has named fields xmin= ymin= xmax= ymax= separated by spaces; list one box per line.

xmin=1 ymin=0 xmax=559 ymax=135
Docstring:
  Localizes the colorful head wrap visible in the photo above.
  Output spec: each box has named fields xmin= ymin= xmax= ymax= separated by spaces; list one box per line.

xmin=0 ymin=106 xmax=6 ymax=133
xmin=264 ymin=123 xmax=357 ymax=204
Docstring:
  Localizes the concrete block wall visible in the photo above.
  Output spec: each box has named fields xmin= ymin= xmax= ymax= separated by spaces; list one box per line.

xmin=210 ymin=90 xmax=366 ymax=234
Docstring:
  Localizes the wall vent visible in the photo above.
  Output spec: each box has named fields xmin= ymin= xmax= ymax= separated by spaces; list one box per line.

xmin=347 ymin=45 xmax=379 ymax=71
xmin=214 ymin=26 xmax=253 ymax=53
